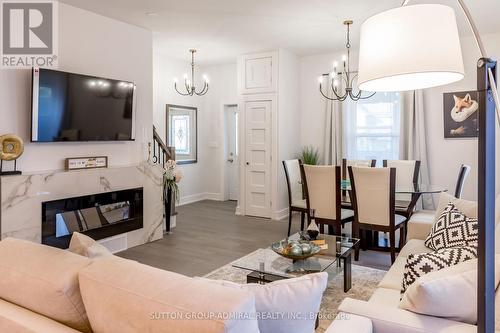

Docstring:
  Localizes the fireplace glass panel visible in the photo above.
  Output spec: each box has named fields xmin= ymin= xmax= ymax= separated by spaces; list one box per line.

xmin=42 ymin=187 xmax=143 ymax=249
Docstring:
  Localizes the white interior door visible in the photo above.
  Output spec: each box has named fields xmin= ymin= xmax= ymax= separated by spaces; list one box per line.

xmin=244 ymin=101 xmax=271 ymax=218
xmin=226 ymin=106 xmax=239 ymax=201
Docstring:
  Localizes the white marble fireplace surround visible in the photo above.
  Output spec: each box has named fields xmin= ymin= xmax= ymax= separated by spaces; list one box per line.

xmin=0 ymin=162 xmax=164 ymax=249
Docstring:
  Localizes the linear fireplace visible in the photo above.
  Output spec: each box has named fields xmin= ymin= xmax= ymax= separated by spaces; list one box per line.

xmin=42 ymin=187 xmax=144 ymax=249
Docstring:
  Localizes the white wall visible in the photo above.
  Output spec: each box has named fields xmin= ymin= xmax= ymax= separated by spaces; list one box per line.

xmin=299 ymin=32 xmax=500 ymax=201
xmin=200 ymin=63 xmax=239 ymax=200
xmin=422 ymin=32 xmax=500 ymax=201
xmin=0 ymin=4 xmax=153 ymax=173
xmin=276 ymin=49 xmax=301 ymax=215
xmin=153 ymin=55 xmax=204 ymax=203
xmin=299 ymin=50 xmax=357 ymax=160
xmin=153 ymin=51 xmax=238 ymax=204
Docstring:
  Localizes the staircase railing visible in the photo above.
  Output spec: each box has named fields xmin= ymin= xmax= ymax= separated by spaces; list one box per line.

xmin=152 ymin=126 xmax=175 ymax=165
xmin=152 ymin=126 xmax=176 ymax=233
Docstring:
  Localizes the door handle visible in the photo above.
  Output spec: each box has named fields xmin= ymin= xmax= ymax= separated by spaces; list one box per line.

xmin=246 ymin=162 xmax=250 ymax=165
xmin=227 ymin=159 xmax=234 ymax=163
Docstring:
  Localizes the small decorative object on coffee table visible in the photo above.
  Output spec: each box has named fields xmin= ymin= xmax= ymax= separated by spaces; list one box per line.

xmin=306 ymin=209 xmax=320 ymax=240
xmin=271 ymin=239 xmax=321 ymax=261
xmin=0 ymin=134 xmax=24 ymax=175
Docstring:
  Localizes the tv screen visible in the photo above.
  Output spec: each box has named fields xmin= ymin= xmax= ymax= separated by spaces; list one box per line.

xmin=31 ymin=68 xmax=136 ymax=142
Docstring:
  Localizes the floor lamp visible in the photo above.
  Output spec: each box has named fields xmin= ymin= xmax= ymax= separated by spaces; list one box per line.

xmin=357 ymin=2 xmax=499 ymax=333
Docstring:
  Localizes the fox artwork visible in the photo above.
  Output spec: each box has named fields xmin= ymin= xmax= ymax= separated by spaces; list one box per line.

xmin=443 ymin=91 xmax=479 ymax=138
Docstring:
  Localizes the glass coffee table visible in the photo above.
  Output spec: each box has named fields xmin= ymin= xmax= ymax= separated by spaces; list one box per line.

xmin=232 ymin=233 xmax=360 ymax=292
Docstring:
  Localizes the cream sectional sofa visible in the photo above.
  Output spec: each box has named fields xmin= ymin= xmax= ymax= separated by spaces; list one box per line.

xmin=0 ymin=238 xmax=260 ymax=333
xmin=332 ymin=213 xmax=500 ymax=333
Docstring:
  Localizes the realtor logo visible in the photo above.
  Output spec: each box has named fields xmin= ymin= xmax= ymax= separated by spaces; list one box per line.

xmin=1 ymin=0 xmax=58 ymax=68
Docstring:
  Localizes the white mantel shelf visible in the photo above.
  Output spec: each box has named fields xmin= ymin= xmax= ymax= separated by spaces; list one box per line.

xmin=0 ymin=162 xmax=164 ymax=248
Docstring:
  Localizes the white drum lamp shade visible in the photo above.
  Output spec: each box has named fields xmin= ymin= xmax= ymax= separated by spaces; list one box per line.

xmin=358 ymin=4 xmax=465 ymax=92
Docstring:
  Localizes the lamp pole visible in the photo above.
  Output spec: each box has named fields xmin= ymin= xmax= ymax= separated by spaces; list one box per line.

xmin=401 ymin=1 xmax=497 ymax=332
xmin=477 ymin=57 xmax=497 ymax=333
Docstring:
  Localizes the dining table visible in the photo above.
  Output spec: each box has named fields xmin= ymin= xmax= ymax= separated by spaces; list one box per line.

xmin=339 ymin=180 xmax=447 ymax=211
xmin=339 ymin=180 xmax=447 ymax=249
xmin=296 ymin=178 xmax=447 ymax=249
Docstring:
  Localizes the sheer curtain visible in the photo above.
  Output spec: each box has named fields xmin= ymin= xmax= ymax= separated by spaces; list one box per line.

xmin=400 ymin=90 xmax=434 ymax=209
xmin=323 ymin=88 xmax=343 ymax=166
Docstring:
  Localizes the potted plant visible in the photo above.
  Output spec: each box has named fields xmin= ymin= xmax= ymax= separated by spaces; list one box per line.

xmin=299 ymin=146 xmax=320 ymax=165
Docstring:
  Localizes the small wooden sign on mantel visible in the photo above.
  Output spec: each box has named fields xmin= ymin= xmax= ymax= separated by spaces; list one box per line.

xmin=65 ymin=156 xmax=108 ymax=171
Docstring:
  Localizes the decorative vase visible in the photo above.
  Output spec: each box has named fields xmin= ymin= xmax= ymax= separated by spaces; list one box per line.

xmin=306 ymin=209 xmax=320 ymax=240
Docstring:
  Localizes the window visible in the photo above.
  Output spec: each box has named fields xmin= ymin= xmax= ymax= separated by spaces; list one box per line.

xmin=167 ymin=105 xmax=197 ymax=164
xmin=344 ymin=92 xmax=401 ymax=163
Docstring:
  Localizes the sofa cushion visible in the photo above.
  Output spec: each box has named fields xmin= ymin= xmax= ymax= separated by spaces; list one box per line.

xmin=68 ymin=232 xmax=113 ymax=259
xmin=325 ymin=313 xmax=372 ymax=333
xmin=398 ymin=239 xmax=432 ymax=258
xmin=0 ymin=298 xmax=81 ymax=333
xmin=407 ymin=211 xmax=435 ymax=241
xmin=198 ymin=273 xmax=328 ymax=333
xmin=79 ymin=257 xmax=259 ymax=333
xmin=400 ymin=259 xmax=500 ymax=325
xmin=339 ymin=298 xmax=480 ymax=333
xmin=378 ymin=256 xmax=406 ymax=290
xmin=0 ymin=238 xmax=92 ymax=332
xmin=368 ymin=288 xmax=401 ymax=308
xmin=425 ymin=203 xmax=478 ymax=251
xmin=401 ymin=246 xmax=477 ymax=294
xmin=434 ymin=192 xmax=478 ymax=223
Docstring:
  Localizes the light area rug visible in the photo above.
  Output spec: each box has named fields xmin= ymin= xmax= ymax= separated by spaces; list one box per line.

xmin=204 ymin=250 xmax=387 ymax=332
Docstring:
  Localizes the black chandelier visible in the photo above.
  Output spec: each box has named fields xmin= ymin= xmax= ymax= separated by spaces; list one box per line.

xmin=319 ymin=20 xmax=375 ymax=101
xmin=174 ymin=49 xmax=209 ymax=96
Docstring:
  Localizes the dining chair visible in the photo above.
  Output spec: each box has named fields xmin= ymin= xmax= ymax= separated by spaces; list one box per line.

xmin=341 ymin=159 xmax=377 ymax=204
xmin=348 ymin=166 xmax=408 ymax=264
xmin=454 ymin=164 xmax=471 ymax=198
xmin=283 ymin=159 xmax=307 ymax=236
xmin=341 ymin=158 xmax=377 ymax=181
xmin=300 ymin=164 xmax=354 ymax=236
xmin=382 ymin=159 xmax=421 ymax=218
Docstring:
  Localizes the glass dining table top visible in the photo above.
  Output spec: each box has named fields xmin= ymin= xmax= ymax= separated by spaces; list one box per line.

xmin=339 ymin=180 xmax=447 ymax=194
xmin=297 ymin=179 xmax=446 ymax=194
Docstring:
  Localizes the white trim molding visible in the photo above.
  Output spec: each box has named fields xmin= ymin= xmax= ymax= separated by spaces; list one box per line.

xmin=178 ymin=192 xmax=224 ymax=206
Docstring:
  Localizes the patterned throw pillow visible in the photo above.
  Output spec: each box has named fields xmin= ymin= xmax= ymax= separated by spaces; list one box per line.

xmin=401 ymin=246 xmax=477 ymax=295
xmin=424 ymin=203 xmax=478 ymax=251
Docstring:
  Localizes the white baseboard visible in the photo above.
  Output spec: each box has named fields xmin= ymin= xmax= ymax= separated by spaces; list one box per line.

xmin=273 ymin=207 xmax=289 ymax=221
xmin=178 ymin=192 xmax=224 ymax=206
xmin=204 ymin=192 xmax=224 ymax=201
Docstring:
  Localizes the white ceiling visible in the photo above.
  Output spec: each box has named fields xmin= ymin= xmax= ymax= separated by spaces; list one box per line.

xmin=59 ymin=0 xmax=500 ymax=65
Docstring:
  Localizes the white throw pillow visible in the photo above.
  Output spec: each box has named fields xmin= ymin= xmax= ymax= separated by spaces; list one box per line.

xmin=198 ymin=272 xmax=328 ymax=333
xmin=400 ymin=258 xmax=500 ymax=324
xmin=68 ymin=232 xmax=113 ymax=258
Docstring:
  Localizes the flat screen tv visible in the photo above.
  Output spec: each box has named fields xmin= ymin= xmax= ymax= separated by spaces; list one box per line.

xmin=31 ymin=68 xmax=136 ymax=142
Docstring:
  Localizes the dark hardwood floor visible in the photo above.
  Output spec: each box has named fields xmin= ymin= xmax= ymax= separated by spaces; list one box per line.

xmin=118 ymin=200 xmax=391 ymax=277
